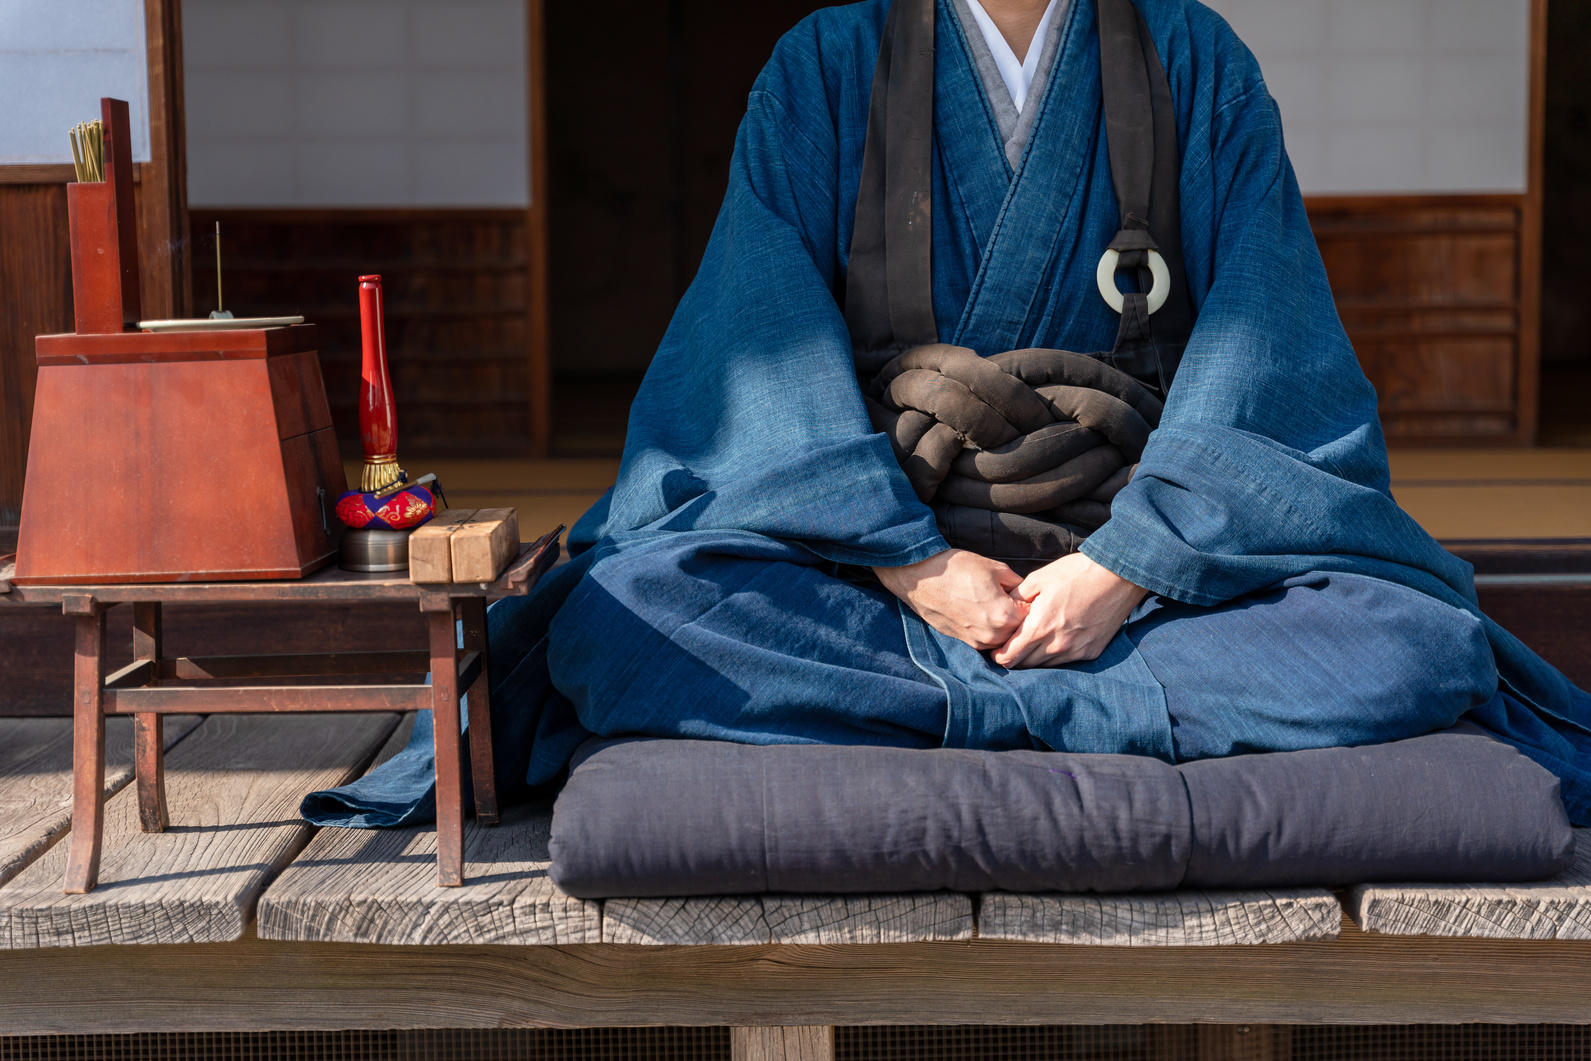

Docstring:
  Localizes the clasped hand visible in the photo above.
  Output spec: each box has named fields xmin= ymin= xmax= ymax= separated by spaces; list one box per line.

xmin=873 ymin=548 xmax=1148 ymax=668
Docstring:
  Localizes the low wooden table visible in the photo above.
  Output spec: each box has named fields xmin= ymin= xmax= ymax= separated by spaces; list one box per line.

xmin=0 ymin=527 xmax=562 ymax=894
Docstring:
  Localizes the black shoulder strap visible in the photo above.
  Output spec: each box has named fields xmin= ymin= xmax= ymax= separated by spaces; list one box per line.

xmin=845 ymin=0 xmax=939 ymax=377
xmin=846 ymin=0 xmax=1192 ymax=392
xmin=1096 ymin=0 xmax=1193 ymax=393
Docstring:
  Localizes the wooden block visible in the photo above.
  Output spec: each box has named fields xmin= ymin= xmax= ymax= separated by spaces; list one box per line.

xmin=1349 ymin=829 xmax=1591 ymax=940
xmin=0 ymin=716 xmax=202 ymax=890
xmin=602 ymin=893 xmax=973 ymax=945
xmin=257 ymin=715 xmax=600 ymax=946
xmin=408 ymin=508 xmax=475 ymax=583
xmin=0 ymin=712 xmax=398 ymax=948
xmin=732 ymin=1027 xmax=835 ymax=1061
xmin=977 ymin=889 xmax=1342 ymax=946
xmin=451 ymin=508 xmax=519 ymax=583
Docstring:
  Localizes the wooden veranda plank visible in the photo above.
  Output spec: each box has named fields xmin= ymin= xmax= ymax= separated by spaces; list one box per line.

xmin=602 ymin=893 xmax=973 ymax=945
xmin=0 ymin=715 xmax=201 ymax=890
xmin=1349 ymin=830 xmax=1591 ymax=939
xmin=257 ymin=715 xmax=599 ymax=945
xmin=0 ymin=712 xmax=398 ymax=948
xmin=258 ymin=802 xmax=599 ymax=945
xmin=978 ymin=889 xmax=1343 ymax=946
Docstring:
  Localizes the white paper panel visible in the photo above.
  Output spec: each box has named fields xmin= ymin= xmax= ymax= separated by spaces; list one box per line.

xmin=183 ymin=0 xmax=528 ymax=207
xmin=1204 ymin=0 xmax=1531 ymax=194
xmin=0 ymin=0 xmax=153 ymax=164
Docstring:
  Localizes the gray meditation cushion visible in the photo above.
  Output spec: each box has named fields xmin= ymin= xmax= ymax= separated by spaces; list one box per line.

xmin=547 ymin=730 xmax=1575 ymax=898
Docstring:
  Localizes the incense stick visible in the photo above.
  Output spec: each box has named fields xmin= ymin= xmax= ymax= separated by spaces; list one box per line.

xmin=68 ymin=121 xmax=104 ymax=183
xmin=215 ymin=221 xmax=224 ymax=314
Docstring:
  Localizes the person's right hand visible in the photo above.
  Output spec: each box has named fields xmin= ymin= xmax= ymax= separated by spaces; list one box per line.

xmin=873 ymin=548 xmax=1027 ymax=651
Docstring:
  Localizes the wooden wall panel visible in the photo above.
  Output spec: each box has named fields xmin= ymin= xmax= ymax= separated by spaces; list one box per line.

xmin=0 ymin=185 xmax=74 ymax=529
xmin=1308 ymin=195 xmax=1535 ymax=446
xmin=190 ymin=209 xmax=537 ymax=455
xmin=179 ymin=193 xmax=1543 ymax=457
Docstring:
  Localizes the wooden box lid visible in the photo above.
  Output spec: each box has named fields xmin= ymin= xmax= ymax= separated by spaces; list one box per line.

xmin=35 ymin=324 xmax=318 ymax=366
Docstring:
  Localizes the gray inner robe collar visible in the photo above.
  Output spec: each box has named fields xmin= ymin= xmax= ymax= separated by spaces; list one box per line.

xmin=949 ymin=0 xmax=1071 ymax=169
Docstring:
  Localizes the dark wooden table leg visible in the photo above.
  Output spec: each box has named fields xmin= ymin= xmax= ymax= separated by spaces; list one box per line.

xmin=425 ymin=596 xmax=464 ymax=886
xmin=458 ymin=596 xmax=498 ymax=825
xmin=63 ymin=595 xmax=107 ymax=894
xmin=132 ymin=601 xmax=169 ymax=832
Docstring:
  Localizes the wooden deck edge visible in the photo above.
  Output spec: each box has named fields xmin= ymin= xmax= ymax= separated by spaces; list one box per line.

xmin=8 ymin=920 xmax=1591 ymax=1032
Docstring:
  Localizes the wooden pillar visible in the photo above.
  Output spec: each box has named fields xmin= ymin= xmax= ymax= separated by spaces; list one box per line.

xmin=525 ymin=0 xmax=551 ymax=457
xmin=139 ymin=0 xmax=192 ymax=322
xmin=1517 ymin=0 xmax=1548 ymax=444
xmin=730 ymin=1027 xmax=835 ymax=1061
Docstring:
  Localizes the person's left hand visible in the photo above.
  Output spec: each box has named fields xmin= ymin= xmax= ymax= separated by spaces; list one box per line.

xmin=991 ymin=552 xmax=1150 ymax=669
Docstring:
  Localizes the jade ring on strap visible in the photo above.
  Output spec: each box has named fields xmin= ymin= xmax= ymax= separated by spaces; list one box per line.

xmin=1096 ymin=247 xmax=1171 ymax=315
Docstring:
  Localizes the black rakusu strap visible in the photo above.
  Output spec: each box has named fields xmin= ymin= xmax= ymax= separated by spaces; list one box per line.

xmin=1097 ymin=0 xmax=1193 ymax=393
xmin=1097 ymin=0 xmax=1154 ymax=229
xmin=846 ymin=0 xmax=938 ymax=376
xmin=847 ymin=0 xmax=1193 ymax=393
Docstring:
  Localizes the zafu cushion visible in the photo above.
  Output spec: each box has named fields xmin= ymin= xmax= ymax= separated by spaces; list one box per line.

xmin=547 ymin=728 xmax=1575 ymax=897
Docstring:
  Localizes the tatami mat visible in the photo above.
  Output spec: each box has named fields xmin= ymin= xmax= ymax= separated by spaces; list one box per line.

xmin=335 ymin=449 xmax=1591 ymax=547
xmin=1388 ymin=449 xmax=1591 ymax=540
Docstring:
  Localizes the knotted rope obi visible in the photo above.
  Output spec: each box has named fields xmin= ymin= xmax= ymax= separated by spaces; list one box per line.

xmin=846 ymin=0 xmax=1191 ymax=571
xmin=864 ymin=344 xmax=1162 ymax=572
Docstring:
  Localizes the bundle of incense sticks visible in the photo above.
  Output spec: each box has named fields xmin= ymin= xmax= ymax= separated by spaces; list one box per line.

xmin=69 ymin=120 xmax=105 ymax=183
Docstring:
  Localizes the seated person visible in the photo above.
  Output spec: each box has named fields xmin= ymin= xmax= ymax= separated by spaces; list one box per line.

xmin=316 ymin=0 xmax=1591 ymax=829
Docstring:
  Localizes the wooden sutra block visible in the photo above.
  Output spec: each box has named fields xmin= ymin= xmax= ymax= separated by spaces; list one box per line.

xmin=13 ymin=325 xmax=345 ymax=585
xmin=408 ymin=509 xmax=476 ymax=583
xmin=409 ymin=509 xmax=520 ymax=584
xmin=452 ymin=509 xmax=520 ymax=582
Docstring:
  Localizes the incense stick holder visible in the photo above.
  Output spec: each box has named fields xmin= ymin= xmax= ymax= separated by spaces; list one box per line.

xmin=66 ymin=97 xmax=142 ymax=334
xmin=66 ymin=181 xmax=128 ymax=334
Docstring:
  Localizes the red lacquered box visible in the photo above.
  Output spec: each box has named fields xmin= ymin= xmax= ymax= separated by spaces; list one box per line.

xmin=13 ymin=325 xmax=346 ymax=584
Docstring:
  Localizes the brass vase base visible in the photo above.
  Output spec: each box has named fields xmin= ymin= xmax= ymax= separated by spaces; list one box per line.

xmin=339 ymin=527 xmax=411 ymax=573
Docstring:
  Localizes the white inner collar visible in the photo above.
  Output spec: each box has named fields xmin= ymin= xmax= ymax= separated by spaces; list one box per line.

xmin=965 ymin=0 xmax=1059 ymax=113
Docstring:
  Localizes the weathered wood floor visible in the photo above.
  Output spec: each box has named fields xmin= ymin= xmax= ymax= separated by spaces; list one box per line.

xmin=0 ymin=714 xmax=1586 ymax=952
xmin=4 ymin=714 xmax=1591 ymax=1034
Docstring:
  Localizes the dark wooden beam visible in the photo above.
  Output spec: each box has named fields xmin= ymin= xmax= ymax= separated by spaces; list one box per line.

xmin=6 ymin=924 xmax=1591 ymax=1033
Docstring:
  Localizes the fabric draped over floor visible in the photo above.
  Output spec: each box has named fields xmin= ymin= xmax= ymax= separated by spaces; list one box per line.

xmin=305 ymin=0 xmax=1591 ymax=830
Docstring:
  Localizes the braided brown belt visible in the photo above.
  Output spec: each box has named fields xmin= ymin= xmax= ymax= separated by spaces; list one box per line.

xmin=865 ymin=344 xmax=1163 ymax=572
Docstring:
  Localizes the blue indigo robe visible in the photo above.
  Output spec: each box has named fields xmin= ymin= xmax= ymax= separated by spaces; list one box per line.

xmin=304 ymin=0 xmax=1591 ymax=829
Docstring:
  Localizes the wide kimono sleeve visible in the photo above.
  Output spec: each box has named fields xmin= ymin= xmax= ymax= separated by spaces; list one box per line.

xmin=580 ymin=39 xmax=948 ymax=570
xmin=1077 ymin=19 xmax=1591 ymax=826
xmin=1078 ymin=39 xmax=1479 ymax=610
